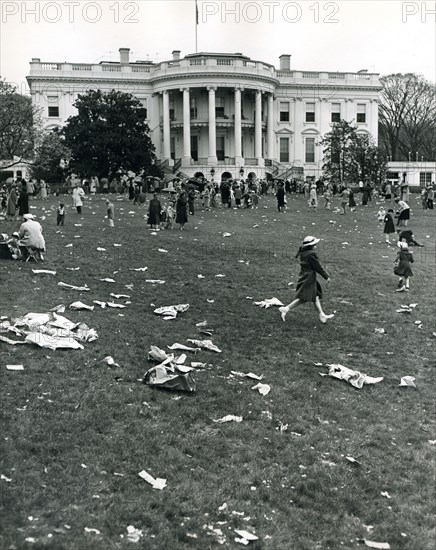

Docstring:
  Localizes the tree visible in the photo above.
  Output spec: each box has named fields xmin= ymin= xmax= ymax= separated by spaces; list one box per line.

xmin=0 ymin=80 xmax=42 ymax=168
xmin=62 ymin=89 xmax=159 ymax=180
xmin=29 ymin=129 xmax=71 ymax=183
xmin=379 ymin=74 xmax=436 ymax=161
xmin=321 ymin=120 xmax=386 ymax=184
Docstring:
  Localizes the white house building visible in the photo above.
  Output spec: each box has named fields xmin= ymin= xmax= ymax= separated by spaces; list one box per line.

xmin=27 ymin=48 xmax=382 ymax=182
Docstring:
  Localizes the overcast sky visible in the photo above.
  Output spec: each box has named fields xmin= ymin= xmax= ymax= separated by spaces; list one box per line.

xmin=1 ymin=0 xmax=435 ymax=92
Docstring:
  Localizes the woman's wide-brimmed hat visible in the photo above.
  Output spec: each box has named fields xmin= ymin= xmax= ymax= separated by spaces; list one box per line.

xmin=302 ymin=235 xmax=320 ymax=247
xmin=23 ymin=213 xmax=36 ymax=220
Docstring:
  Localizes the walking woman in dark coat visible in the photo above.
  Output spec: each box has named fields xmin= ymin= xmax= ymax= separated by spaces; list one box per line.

xmin=279 ymin=236 xmax=334 ymax=324
xmin=276 ymin=183 xmax=286 ymax=212
xmin=176 ymin=192 xmax=188 ymax=230
xmin=147 ymin=192 xmax=161 ymax=229
xmin=18 ymin=184 xmax=29 ymax=217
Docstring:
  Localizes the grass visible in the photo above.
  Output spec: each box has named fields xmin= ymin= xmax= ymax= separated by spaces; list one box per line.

xmin=1 ymin=191 xmax=435 ymax=550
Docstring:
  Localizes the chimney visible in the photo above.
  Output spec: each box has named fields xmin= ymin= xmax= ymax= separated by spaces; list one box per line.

xmin=119 ymin=48 xmax=130 ymax=64
xmin=279 ymin=54 xmax=291 ymax=71
xmin=31 ymin=58 xmax=41 ymax=62
xmin=172 ymin=50 xmax=181 ymax=60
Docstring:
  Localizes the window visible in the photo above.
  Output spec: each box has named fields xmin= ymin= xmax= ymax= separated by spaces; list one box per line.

xmin=139 ymin=99 xmax=148 ymax=119
xmin=191 ymin=136 xmax=198 ymax=161
xmin=169 ymin=98 xmax=175 ymax=121
xmin=48 ymin=106 xmax=59 ymax=117
xmin=306 ymin=102 xmax=315 ymax=122
xmin=190 ymin=97 xmax=197 ymax=119
xmin=305 ymin=138 xmax=315 ymax=163
xmin=331 ymin=103 xmax=341 ymax=123
xmin=357 ymin=104 xmax=366 ymax=123
xmin=279 ymin=102 xmax=289 ymax=122
xmin=386 ymin=172 xmax=399 ymax=180
xmin=216 ymin=136 xmax=225 ymax=161
xmin=279 ymin=138 xmax=289 ymax=163
xmin=215 ymin=97 xmax=225 ymax=118
xmin=419 ymin=172 xmax=432 ymax=187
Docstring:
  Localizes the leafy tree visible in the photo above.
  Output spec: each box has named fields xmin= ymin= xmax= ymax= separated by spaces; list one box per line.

xmin=62 ymin=89 xmax=159 ymax=180
xmin=29 ymin=129 xmax=71 ymax=183
xmin=0 ymin=80 xmax=42 ymax=168
xmin=321 ymin=120 xmax=386 ymax=184
xmin=379 ymin=73 xmax=436 ymax=161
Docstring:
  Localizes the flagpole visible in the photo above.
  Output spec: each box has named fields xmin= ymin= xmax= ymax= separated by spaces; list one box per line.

xmin=195 ymin=0 xmax=198 ymax=53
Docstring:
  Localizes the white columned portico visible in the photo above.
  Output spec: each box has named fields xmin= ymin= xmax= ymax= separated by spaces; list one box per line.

xmin=255 ymin=90 xmax=264 ymax=166
xmin=234 ymin=87 xmax=243 ymax=166
xmin=162 ymin=90 xmax=171 ymax=161
xmin=182 ymin=87 xmax=191 ymax=166
xmin=208 ymin=86 xmax=217 ymax=164
xmin=267 ymin=93 xmax=274 ymax=160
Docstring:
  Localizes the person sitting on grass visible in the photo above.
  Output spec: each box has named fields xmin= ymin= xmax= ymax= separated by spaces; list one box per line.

xmin=279 ymin=236 xmax=334 ymax=324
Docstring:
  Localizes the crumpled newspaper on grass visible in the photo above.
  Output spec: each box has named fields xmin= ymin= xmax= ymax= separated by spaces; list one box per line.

xmin=234 ymin=529 xmax=259 ymax=545
xmin=325 ymin=364 xmax=383 ymax=389
xmin=252 ymin=383 xmax=271 ymax=396
xmin=187 ymin=339 xmax=222 ymax=353
xmin=70 ymin=301 xmax=94 ymax=311
xmin=0 ymin=311 xmax=98 ymax=348
xmin=399 ymin=376 xmax=416 ymax=387
xmin=213 ymin=415 xmax=243 ymax=423
xmin=144 ymin=349 xmax=196 ymax=392
xmin=154 ymin=304 xmax=189 ymax=320
xmin=253 ymin=297 xmax=284 ymax=308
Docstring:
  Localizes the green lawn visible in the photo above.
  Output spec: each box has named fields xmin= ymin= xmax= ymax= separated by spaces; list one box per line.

xmin=1 ymin=191 xmax=435 ymax=550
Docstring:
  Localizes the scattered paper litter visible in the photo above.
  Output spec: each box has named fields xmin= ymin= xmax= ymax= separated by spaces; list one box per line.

xmin=146 ymin=279 xmax=165 ymax=284
xmin=254 ymin=297 xmax=284 ymax=308
xmin=215 ymin=274 xmax=226 ymax=278
xmin=364 ymin=541 xmax=391 ymax=549
xmin=381 ymin=491 xmax=392 ymax=499
xmin=252 ymin=383 xmax=271 ymax=396
xmin=345 ymin=456 xmax=360 ymax=465
xmin=58 ymin=282 xmax=90 ymax=291
xmin=6 ymin=365 xmax=24 ymax=371
xmin=25 ymin=333 xmax=84 ymax=350
xmin=84 ymin=527 xmax=101 ymax=535
xmin=399 ymin=376 xmax=416 ymax=387
xmin=157 ymin=248 xmax=168 ymax=253
xmin=107 ymin=302 xmax=126 ymax=309
xmin=31 ymin=269 xmax=56 ymax=275
xmin=231 ymin=371 xmax=263 ymax=381
xmin=167 ymin=343 xmax=197 ymax=351
xmin=154 ymin=304 xmax=189 ymax=319
xmin=50 ymin=304 xmax=66 ymax=313
xmin=374 ymin=328 xmax=386 ymax=334
xmin=187 ymin=339 xmax=222 ymax=353
xmin=113 ymin=243 xmax=122 ymax=247
xmin=222 ymin=232 xmax=231 ymax=237
xmin=93 ymin=301 xmax=107 ymax=308
xmin=66 ymin=267 xmax=80 ymax=271
xmin=125 ymin=525 xmax=143 ymax=543
xmin=110 ymin=293 xmax=130 ymax=299
xmin=138 ymin=469 xmax=167 ymax=490
xmin=213 ymin=415 xmax=243 ymax=423
xmin=96 ymin=247 xmax=106 ymax=251
xmin=100 ymin=356 xmax=120 ymax=367
xmin=132 ymin=267 xmax=148 ymax=271
xmin=234 ymin=530 xmax=259 ymax=544
xmin=198 ymin=274 xmax=205 ymax=279
xmin=326 ymin=364 xmax=383 ymax=389
xmin=69 ymin=301 xmax=94 ymax=311
xmin=1 ymin=474 xmax=12 ymax=482
xmin=99 ymin=278 xmax=116 ymax=283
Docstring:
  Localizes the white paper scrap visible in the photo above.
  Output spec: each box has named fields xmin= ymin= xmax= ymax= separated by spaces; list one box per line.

xmin=69 ymin=301 xmax=94 ymax=311
xmin=84 ymin=527 xmax=101 ymax=535
xmin=58 ymin=282 xmax=90 ymax=291
xmin=6 ymin=365 xmax=24 ymax=371
xmin=138 ymin=469 xmax=167 ymax=490
xmin=31 ymin=269 xmax=56 ymax=275
xmin=213 ymin=415 xmax=243 ymax=423
xmin=99 ymin=278 xmax=115 ymax=283
xmin=252 ymin=383 xmax=271 ymax=396
xmin=364 ymin=540 xmax=391 ymax=549
xmin=399 ymin=376 xmax=416 ymax=387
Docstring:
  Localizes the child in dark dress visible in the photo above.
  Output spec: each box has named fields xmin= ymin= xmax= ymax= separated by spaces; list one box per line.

xmin=279 ymin=236 xmax=334 ymax=324
xmin=383 ymin=209 xmax=395 ymax=243
xmin=394 ymin=241 xmax=414 ymax=292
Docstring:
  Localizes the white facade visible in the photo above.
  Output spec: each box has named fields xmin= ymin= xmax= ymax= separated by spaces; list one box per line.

xmin=386 ymin=161 xmax=436 ymax=187
xmin=27 ymin=49 xmax=382 ymax=181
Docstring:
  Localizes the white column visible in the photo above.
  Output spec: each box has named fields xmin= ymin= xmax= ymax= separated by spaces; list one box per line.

xmin=370 ymin=99 xmax=379 ymax=142
xmin=162 ymin=90 xmax=171 ymax=160
xmin=182 ymin=88 xmax=191 ymax=166
xmin=234 ymin=87 xmax=243 ymax=165
xmin=208 ymin=86 xmax=217 ymax=164
xmin=255 ymin=90 xmax=263 ymax=165
xmin=267 ymin=93 xmax=274 ymax=160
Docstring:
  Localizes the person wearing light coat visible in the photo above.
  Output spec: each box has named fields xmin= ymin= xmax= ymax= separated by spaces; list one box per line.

xmin=72 ymin=184 xmax=85 ymax=214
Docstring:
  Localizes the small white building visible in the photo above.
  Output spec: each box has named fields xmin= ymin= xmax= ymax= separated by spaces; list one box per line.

xmin=386 ymin=161 xmax=436 ymax=188
xmin=27 ymin=48 xmax=382 ymax=182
